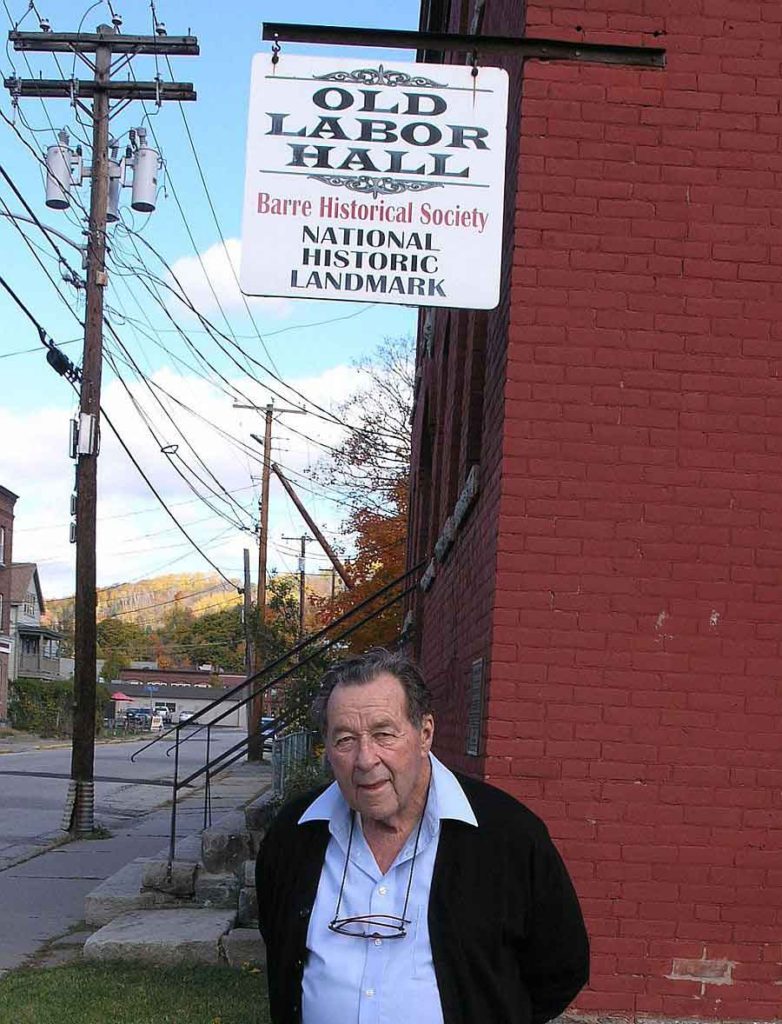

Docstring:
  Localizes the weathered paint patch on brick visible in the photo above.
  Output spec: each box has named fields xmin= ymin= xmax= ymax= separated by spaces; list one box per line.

xmin=668 ymin=956 xmax=736 ymax=986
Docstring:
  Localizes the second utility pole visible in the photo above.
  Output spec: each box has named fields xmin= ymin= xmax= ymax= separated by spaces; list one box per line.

xmin=250 ymin=404 xmax=273 ymax=762
xmin=241 ymin=401 xmax=304 ymax=760
xmin=282 ymin=533 xmax=314 ymax=641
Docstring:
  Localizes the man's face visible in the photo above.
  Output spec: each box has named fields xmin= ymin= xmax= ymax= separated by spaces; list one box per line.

xmin=325 ymin=672 xmax=434 ymax=830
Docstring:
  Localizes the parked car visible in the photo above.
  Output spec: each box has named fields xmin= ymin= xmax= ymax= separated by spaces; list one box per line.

xmin=124 ymin=707 xmax=163 ymax=731
xmin=178 ymin=710 xmax=195 ymax=724
xmin=125 ymin=707 xmax=153 ymax=725
xmin=261 ymin=716 xmax=275 ymax=749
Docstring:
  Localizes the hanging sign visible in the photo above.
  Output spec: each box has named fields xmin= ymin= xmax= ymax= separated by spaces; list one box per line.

xmin=240 ymin=53 xmax=509 ymax=309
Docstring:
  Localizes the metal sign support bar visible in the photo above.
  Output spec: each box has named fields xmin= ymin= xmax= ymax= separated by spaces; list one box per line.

xmin=261 ymin=23 xmax=666 ymax=68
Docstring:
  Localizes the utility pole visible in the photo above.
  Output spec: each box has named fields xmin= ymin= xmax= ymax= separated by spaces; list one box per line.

xmin=71 ymin=31 xmax=110 ymax=837
xmin=282 ymin=534 xmax=314 ymax=641
xmin=251 ymin=405 xmax=272 ymax=764
xmin=5 ymin=23 xmax=197 ymax=834
xmin=242 ymin=548 xmax=253 ymax=677
xmin=236 ymin=400 xmax=304 ymax=759
xmin=242 ymin=548 xmax=254 ymax=748
xmin=272 ymin=462 xmax=353 ymax=590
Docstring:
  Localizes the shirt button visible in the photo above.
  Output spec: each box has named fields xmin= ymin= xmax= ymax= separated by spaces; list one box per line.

xmin=365 ymin=988 xmax=375 ymax=998
xmin=374 ymin=938 xmax=383 ymax=947
xmin=378 ymin=886 xmax=388 ymax=895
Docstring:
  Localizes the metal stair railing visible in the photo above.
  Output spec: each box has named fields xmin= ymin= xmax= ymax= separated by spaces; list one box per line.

xmin=127 ymin=561 xmax=424 ymax=871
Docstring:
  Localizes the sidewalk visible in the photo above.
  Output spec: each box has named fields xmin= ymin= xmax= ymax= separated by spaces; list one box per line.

xmin=0 ymin=761 xmax=271 ymax=975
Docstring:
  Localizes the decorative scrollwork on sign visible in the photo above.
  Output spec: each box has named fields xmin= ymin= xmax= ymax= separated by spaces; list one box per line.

xmin=309 ymin=174 xmax=444 ymax=199
xmin=313 ymin=65 xmax=447 ymax=89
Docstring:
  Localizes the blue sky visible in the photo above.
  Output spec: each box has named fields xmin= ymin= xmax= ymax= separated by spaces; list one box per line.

xmin=0 ymin=0 xmax=422 ymax=598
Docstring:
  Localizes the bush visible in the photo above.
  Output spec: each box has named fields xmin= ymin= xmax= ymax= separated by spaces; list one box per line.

xmin=8 ymin=677 xmax=111 ymax=738
xmin=281 ymin=755 xmax=332 ymax=804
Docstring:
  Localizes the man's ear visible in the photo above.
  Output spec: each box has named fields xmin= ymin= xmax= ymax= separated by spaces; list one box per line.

xmin=421 ymin=714 xmax=434 ymax=753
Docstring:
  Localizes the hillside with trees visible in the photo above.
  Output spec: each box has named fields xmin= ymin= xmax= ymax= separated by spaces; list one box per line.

xmin=46 ymin=571 xmax=335 ymax=676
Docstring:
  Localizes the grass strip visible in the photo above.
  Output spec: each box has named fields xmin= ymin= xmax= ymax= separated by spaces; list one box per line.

xmin=0 ymin=960 xmax=271 ymax=1024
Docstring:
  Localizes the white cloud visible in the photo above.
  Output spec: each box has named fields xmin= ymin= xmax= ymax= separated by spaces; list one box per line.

xmin=168 ymin=238 xmax=290 ymax=318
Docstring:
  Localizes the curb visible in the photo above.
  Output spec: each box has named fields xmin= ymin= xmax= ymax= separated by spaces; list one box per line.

xmin=0 ymin=734 xmax=158 ymax=756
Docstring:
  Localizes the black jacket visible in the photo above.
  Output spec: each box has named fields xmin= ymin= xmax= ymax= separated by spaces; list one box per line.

xmin=256 ymin=772 xmax=589 ymax=1024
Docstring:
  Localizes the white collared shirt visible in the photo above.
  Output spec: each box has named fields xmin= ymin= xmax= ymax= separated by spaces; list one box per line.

xmin=298 ymin=754 xmax=477 ymax=1024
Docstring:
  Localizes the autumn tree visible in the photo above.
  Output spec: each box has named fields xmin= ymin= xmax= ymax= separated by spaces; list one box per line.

xmin=96 ymin=618 xmax=149 ymax=659
xmin=153 ymin=603 xmax=195 ymax=669
xmin=309 ymin=335 xmax=414 ymax=652
xmin=97 ymin=617 xmax=151 ymax=682
xmin=187 ymin=605 xmax=245 ymax=673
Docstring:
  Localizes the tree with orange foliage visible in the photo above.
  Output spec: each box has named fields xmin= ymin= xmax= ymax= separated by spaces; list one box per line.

xmin=309 ymin=336 xmax=413 ymax=652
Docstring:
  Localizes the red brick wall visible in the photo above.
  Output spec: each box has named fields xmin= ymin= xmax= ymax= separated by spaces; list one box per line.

xmin=491 ymin=0 xmax=781 ymax=1019
xmin=408 ymin=0 xmax=527 ymax=775
xmin=409 ymin=0 xmax=782 ymax=1020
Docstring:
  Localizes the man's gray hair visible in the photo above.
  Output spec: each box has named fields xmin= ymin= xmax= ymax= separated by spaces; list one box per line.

xmin=311 ymin=648 xmax=433 ymax=735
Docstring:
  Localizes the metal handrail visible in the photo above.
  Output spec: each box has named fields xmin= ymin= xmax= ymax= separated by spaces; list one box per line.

xmin=176 ymin=579 xmax=418 ymax=788
xmin=132 ymin=559 xmax=424 ymax=765
xmin=164 ymin=566 xmax=422 ymax=866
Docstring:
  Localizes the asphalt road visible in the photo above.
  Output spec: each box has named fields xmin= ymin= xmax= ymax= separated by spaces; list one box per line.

xmin=0 ymin=726 xmax=247 ymax=861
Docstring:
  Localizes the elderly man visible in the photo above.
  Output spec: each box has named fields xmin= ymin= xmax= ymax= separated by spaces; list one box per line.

xmin=256 ymin=649 xmax=589 ymax=1024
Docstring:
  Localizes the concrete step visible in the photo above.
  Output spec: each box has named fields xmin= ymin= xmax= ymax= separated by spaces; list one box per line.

xmin=83 ymin=908 xmax=237 ymax=965
xmin=237 ymin=859 xmax=258 ymax=926
xmin=244 ymin=790 xmax=276 ymax=833
xmin=201 ymin=810 xmax=254 ymax=873
xmin=194 ymin=869 xmax=240 ymax=909
xmin=84 ymin=859 xmax=185 ymax=928
xmin=223 ymin=927 xmax=265 ymax=968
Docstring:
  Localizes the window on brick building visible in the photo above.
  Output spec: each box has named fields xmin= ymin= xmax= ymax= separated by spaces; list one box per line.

xmin=420 ymin=0 xmax=452 ymax=33
xmin=0 ymin=526 xmax=5 ymax=565
xmin=435 ymin=315 xmax=454 ymax=526
xmin=419 ymin=0 xmax=452 ymax=61
xmin=463 ymin=311 xmax=488 ymax=471
xmin=416 ymin=411 xmax=434 ymax=565
xmin=445 ymin=314 xmax=469 ymax=512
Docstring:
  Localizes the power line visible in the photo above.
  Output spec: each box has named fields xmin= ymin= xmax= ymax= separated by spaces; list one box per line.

xmin=102 ymin=329 xmax=252 ymax=529
xmin=0 ymin=165 xmax=255 ymax=557
xmin=0 ymin=336 xmax=81 ymax=359
xmin=16 ymin=483 xmax=259 ymax=533
xmin=100 ymin=581 xmax=237 ymax=620
xmin=1 ymin=167 xmax=253 ymax=536
xmin=162 ymin=51 xmax=288 ymax=382
xmin=0 ymin=267 xmax=80 ymax=381
xmin=0 ymin=187 xmax=85 ymax=333
xmin=99 ymin=403 xmax=238 ymax=590
xmin=103 ymin=231 xmax=405 ymax=476
xmin=119 ymin=223 xmax=400 ymax=440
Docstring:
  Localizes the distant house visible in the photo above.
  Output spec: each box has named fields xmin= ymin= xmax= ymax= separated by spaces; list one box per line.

xmin=0 ymin=486 xmax=18 ymax=721
xmin=9 ymin=563 xmax=63 ymax=682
